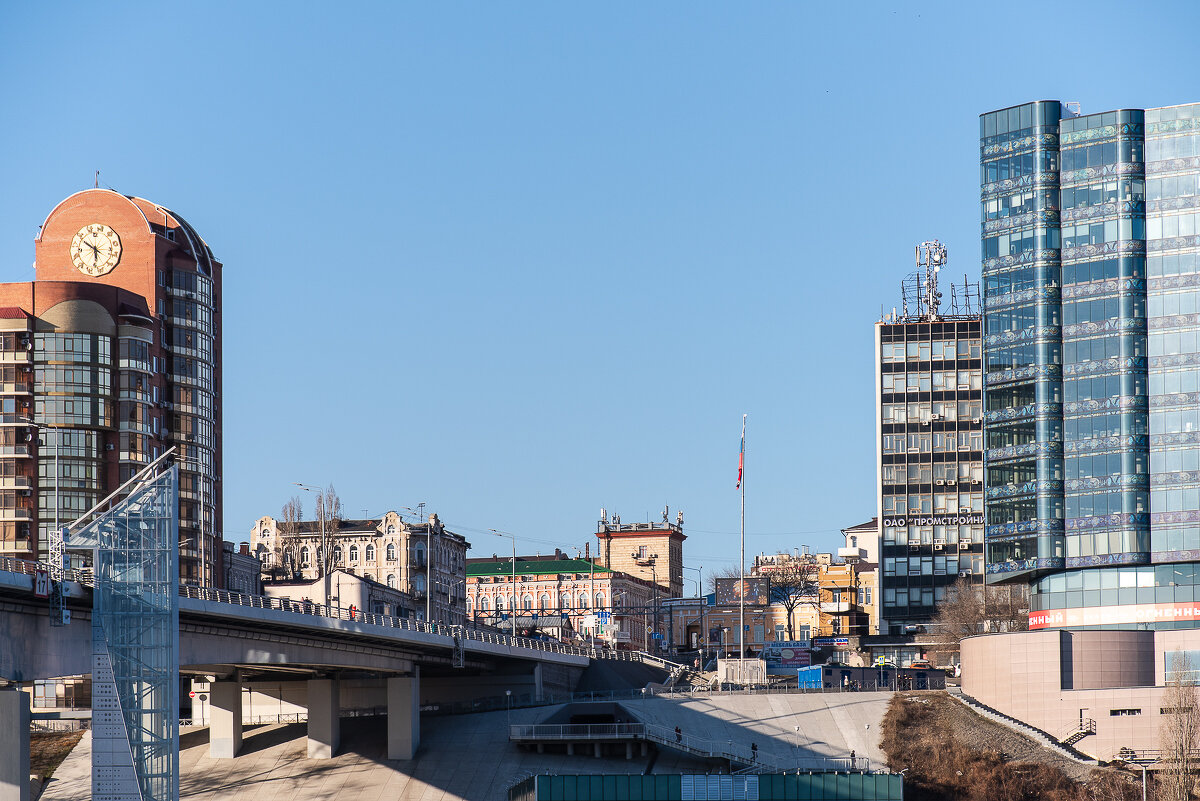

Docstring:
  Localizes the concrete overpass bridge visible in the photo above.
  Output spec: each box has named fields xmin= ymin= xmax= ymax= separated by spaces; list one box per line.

xmin=0 ymin=556 xmax=677 ymax=765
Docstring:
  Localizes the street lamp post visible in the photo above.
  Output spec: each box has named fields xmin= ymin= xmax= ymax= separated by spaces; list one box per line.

xmin=684 ymin=565 xmax=703 ymax=663
xmin=491 ymin=529 xmax=517 ymax=638
xmin=294 ymin=483 xmax=330 ymax=612
xmin=650 ymin=564 xmax=659 ymax=653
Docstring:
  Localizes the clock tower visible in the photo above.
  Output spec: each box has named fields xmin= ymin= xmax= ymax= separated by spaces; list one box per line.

xmin=0 ymin=188 xmax=223 ymax=586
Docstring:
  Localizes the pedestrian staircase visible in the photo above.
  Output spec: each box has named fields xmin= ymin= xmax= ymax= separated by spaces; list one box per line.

xmin=949 ymin=690 xmax=1099 ymax=765
xmin=1060 ymin=717 xmax=1096 ymax=747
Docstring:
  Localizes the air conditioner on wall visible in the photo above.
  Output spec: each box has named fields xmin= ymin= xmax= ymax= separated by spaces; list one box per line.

xmin=960 ymin=570 xmax=973 ymax=576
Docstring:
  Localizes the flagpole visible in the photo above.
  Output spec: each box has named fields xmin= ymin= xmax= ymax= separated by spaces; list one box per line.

xmin=739 ymin=414 xmax=746 ymax=664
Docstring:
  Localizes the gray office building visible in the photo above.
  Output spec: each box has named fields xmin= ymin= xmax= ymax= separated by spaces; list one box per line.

xmin=876 ymin=242 xmax=985 ymax=634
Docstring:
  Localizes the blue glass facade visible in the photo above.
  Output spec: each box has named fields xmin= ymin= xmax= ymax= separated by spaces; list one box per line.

xmin=983 ymin=101 xmax=1200 ymax=630
xmin=981 ymin=101 xmax=1066 ymax=578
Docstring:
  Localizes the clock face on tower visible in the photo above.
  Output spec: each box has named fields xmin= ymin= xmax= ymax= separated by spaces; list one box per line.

xmin=70 ymin=223 xmax=122 ymax=276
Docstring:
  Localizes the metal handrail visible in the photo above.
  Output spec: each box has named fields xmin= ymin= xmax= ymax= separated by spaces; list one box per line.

xmin=0 ymin=554 xmax=91 ymax=585
xmin=508 ymin=721 xmax=867 ymax=773
xmin=175 ymin=582 xmax=691 ymax=664
xmin=0 ymin=555 xmax=727 ymax=670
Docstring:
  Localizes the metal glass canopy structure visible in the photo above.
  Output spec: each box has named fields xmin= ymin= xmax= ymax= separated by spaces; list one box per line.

xmin=69 ymin=457 xmax=179 ymax=801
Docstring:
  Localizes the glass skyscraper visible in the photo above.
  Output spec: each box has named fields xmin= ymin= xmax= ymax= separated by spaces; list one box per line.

xmin=982 ymin=101 xmax=1200 ymax=629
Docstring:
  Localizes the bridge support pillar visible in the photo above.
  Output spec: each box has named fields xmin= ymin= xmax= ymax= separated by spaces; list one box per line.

xmin=594 ymin=742 xmax=602 ymax=758
xmin=386 ymin=670 xmax=420 ymax=760
xmin=307 ymin=679 xmax=340 ymax=759
xmin=209 ymin=680 xmax=243 ymax=758
xmin=532 ymin=663 xmax=543 ymax=701
xmin=0 ymin=688 xmax=30 ymax=801
xmin=626 ymin=742 xmax=633 ymax=760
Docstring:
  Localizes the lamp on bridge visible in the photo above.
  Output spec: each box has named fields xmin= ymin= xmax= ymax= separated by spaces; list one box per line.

xmin=294 ymin=482 xmax=331 ymax=613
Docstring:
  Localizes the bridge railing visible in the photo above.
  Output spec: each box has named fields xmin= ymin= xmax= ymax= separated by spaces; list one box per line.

xmin=0 ymin=554 xmax=681 ymax=668
xmin=175 ymin=583 xmax=666 ymax=664
xmin=0 ymin=554 xmax=91 ymax=585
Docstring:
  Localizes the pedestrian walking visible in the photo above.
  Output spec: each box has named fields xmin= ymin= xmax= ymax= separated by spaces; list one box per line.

xmin=675 ymin=726 xmax=682 ymax=743
xmin=751 ymin=742 xmax=757 ymax=762
xmin=850 ymin=749 xmax=856 ymax=768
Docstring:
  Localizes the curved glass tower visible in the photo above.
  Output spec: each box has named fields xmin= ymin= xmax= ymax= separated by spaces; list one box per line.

xmin=984 ymin=101 xmax=1200 ymax=630
xmin=981 ymin=101 xmax=1066 ymax=580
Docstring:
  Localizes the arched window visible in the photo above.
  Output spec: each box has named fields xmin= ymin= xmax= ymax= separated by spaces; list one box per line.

xmin=579 ymin=593 xmax=590 ymax=609
xmin=386 ymin=574 xmax=396 ymax=589
xmin=386 ymin=525 xmax=395 ymax=535
xmin=365 ymin=544 xmax=376 ymax=563
xmin=414 ymin=574 xmax=426 ymax=594
xmin=595 ymin=591 xmax=605 ymax=608
xmin=539 ymin=593 xmax=550 ymax=610
xmin=333 ymin=546 xmax=343 ymax=565
xmin=349 ymin=545 xmax=359 ymax=562
xmin=494 ymin=593 xmax=504 ymax=610
xmin=466 ymin=597 xmax=473 ymax=612
xmin=386 ymin=543 xmax=396 ymax=561
xmin=560 ymin=593 xmax=571 ymax=609
xmin=523 ymin=594 xmax=533 ymax=611
xmin=479 ymin=596 xmax=490 ymax=611
xmin=414 ymin=541 xmax=426 ymax=566
xmin=300 ymin=546 xmax=311 ymax=567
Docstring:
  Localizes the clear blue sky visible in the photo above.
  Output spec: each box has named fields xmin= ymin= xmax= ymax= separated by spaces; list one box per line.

xmin=2 ymin=2 xmax=1199 ymax=578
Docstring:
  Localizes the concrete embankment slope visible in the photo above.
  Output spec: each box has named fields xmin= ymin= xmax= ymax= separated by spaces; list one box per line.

xmin=39 ymin=692 xmax=892 ymax=801
xmin=628 ymin=692 xmax=891 ymax=768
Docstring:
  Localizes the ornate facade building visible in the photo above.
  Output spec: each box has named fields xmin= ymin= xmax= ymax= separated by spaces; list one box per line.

xmin=0 ymin=189 xmax=222 ymax=585
xmin=465 ymin=550 xmax=660 ymax=649
xmin=249 ymin=511 xmax=469 ymax=624
xmin=594 ymin=509 xmax=685 ymax=596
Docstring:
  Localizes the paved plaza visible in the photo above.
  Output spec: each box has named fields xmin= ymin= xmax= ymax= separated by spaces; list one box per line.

xmin=39 ymin=692 xmax=892 ymax=801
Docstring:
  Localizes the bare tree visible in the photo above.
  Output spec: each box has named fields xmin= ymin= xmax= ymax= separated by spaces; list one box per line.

xmin=278 ymin=495 xmax=304 ymax=577
xmin=313 ymin=484 xmax=343 ymax=576
xmin=706 ymin=565 xmax=744 ymax=594
xmin=930 ymin=576 xmax=1029 ymax=654
xmin=766 ymin=561 xmax=821 ymax=641
xmin=1160 ymin=650 xmax=1200 ymax=801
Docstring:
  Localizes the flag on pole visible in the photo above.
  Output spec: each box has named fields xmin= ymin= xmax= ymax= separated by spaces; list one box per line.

xmin=736 ymin=416 xmax=745 ymax=489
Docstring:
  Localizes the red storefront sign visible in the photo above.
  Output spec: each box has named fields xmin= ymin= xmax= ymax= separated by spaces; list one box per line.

xmin=1031 ymin=601 xmax=1200 ymax=629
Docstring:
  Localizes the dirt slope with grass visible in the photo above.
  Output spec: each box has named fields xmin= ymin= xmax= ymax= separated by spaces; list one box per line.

xmin=30 ymin=731 xmax=84 ymax=781
xmin=880 ymin=692 xmax=1140 ymax=801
